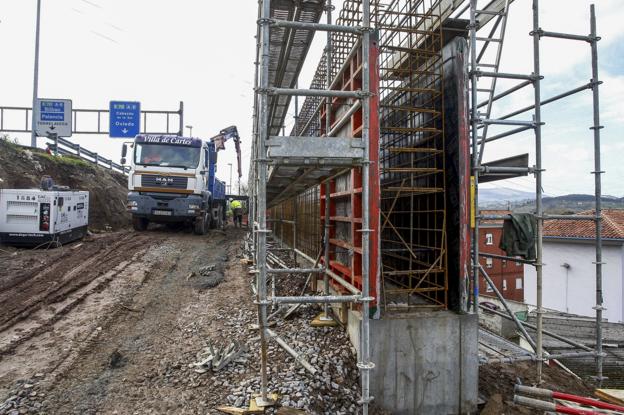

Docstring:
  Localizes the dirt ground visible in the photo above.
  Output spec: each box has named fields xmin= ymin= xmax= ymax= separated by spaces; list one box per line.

xmin=0 ymin=225 xmax=367 ymax=415
xmin=0 ymin=220 xmax=604 ymax=415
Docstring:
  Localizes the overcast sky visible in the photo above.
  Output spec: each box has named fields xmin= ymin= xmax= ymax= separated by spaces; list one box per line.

xmin=1 ymin=0 xmax=622 ymax=196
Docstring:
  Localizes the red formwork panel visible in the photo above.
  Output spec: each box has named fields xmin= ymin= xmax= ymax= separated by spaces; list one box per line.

xmin=319 ymin=36 xmax=380 ymax=312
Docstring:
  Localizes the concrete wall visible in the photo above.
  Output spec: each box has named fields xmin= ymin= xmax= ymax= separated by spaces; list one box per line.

xmin=348 ymin=310 xmax=478 ymax=414
xmin=524 ymin=240 xmax=624 ymax=323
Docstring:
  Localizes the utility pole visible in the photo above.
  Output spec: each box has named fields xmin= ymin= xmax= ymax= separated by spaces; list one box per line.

xmin=30 ymin=0 xmax=42 ymax=148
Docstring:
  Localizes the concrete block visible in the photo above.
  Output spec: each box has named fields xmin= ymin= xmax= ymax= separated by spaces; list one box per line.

xmin=348 ymin=310 xmax=478 ymax=415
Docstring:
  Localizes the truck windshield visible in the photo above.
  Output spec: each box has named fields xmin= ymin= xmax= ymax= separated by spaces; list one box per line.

xmin=135 ymin=143 xmax=200 ymax=169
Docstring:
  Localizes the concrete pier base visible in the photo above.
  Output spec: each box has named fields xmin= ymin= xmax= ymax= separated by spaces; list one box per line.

xmin=348 ymin=310 xmax=478 ymax=415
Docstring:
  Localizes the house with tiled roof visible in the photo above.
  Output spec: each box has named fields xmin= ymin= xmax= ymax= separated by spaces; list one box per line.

xmin=524 ymin=209 xmax=624 ymax=323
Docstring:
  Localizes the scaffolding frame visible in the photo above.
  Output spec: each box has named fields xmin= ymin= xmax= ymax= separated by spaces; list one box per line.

xmin=465 ymin=0 xmax=606 ymax=385
xmin=250 ymin=0 xmax=376 ymax=411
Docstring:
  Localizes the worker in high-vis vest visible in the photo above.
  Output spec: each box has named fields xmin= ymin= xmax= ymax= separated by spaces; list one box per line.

xmin=230 ymin=199 xmax=243 ymax=227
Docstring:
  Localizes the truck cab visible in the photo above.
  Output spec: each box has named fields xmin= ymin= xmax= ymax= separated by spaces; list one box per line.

xmin=124 ymin=135 xmax=226 ymax=234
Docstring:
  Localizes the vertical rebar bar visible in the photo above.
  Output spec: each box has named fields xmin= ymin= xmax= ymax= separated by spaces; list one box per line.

xmin=257 ymin=0 xmax=271 ymax=404
xmin=469 ymin=0 xmax=480 ymax=314
xmin=360 ymin=0 xmax=372 ymax=413
xmin=323 ymin=181 xmax=331 ymax=317
xmin=589 ymin=3 xmax=604 ymax=387
xmin=532 ymin=0 xmax=545 ymax=382
xmin=294 ymin=81 xmax=299 ymax=134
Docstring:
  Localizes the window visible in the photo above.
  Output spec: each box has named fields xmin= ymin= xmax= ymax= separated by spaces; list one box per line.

xmin=486 ymin=258 xmax=493 ymax=268
xmin=486 ymin=281 xmax=493 ymax=293
xmin=502 ymin=259 xmax=507 ymax=268
xmin=502 ymin=279 xmax=507 ymax=291
xmin=516 ymin=277 xmax=523 ymax=290
xmin=486 ymin=233 xmax=493 ymax=245
xmin=135 ymin=143 xmax=201 ymax=169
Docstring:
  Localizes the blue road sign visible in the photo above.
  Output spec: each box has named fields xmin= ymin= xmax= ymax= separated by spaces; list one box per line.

xmin=109 ymin=101 xmax=141 ymax=138
xmin=34 ymin=98 xmax=72 ymax=137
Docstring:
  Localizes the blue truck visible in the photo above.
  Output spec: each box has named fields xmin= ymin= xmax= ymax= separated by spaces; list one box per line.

xmin=123 ymin=135 xmax=227 ymax=234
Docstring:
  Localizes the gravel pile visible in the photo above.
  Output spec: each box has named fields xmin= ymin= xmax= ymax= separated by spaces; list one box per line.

xmin=0 ymin=377 xmax=45 ymax=415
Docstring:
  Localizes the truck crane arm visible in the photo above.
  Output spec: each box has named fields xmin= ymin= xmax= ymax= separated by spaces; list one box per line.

xmin=211 ymin=125 xmax=242 ymax=179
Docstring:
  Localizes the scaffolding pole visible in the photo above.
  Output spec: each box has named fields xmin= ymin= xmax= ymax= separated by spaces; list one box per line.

xmin=469 ymin=0 xmax=605 ymax=385
xmin=589 ymin=4 xmax=605 ymax=386
xmin=531 ymin=0 xmax=545 ymax=382
xmin=256 ymin=0 xmax=271 ymax=405
xmin=360 ymin=0 xmax=373 ymax=412
xmin=251 ymin=0 xmax=374 ymax=412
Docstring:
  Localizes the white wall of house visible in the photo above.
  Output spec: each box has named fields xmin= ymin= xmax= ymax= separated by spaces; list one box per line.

xmin=524 ymin=240 xmax=624 ymax=323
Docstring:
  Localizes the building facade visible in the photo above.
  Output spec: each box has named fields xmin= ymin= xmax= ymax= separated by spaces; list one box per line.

xmin=478 ymin=210 xmax=525 ymax=302
xmin=524 ymin=209 xmax=624 ymax=323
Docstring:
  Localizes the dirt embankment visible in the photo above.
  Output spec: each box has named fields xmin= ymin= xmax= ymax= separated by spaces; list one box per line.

xmin=0 ymin=138 xmax=129 ymax=231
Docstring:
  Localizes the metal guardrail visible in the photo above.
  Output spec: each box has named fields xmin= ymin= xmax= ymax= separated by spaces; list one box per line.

xmin=46 ymin=136 xmax=130 ymax=175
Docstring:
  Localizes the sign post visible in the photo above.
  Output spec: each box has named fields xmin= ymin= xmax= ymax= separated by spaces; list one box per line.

xmin=34 ymin=99 xmax=73 ymax=138
xmin=109 ymin=101 xmax=141 ymax=138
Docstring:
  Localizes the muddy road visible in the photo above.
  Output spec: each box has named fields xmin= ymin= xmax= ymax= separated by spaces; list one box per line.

xmin=0 ymin=227 xmax=362 ymax=415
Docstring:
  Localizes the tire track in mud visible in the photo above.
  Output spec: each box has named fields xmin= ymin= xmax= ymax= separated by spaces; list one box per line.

xmin=0 ymin=233 xmax=156 ymax=332
xmin=0 ymin=232 xmax=165 ymax=358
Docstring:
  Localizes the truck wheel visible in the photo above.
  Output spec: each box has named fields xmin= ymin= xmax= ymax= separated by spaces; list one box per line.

xmin=132 ymin=217 xmax=149 ymax=231
xmin=194 ymin=212 xmax=210 ymax=235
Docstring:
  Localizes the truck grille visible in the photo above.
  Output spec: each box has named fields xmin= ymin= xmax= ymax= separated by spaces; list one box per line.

xmin=140 ymin=175 xmax=188 ymax=190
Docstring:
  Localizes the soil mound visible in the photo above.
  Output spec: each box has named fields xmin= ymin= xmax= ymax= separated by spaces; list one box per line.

xmin=0 ymin=137 xmax=129 ymax=230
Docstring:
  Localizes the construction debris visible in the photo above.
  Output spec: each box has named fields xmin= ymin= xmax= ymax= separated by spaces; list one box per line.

xmin=216 ymin=406 xmax=249 ymax=415
xmin=514 ymin=384 xmax=624 ymax=414
xmin=595 ymin=389 xmax=624 ymax=406
xmin=190 ymin=341 xmax=248 ymax=373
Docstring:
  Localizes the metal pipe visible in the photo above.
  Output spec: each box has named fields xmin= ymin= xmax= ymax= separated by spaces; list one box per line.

xmin=266 ymin=268 xmax=324 ymax=274
xmin=479 ymin=251 xmax=535 ymax=265
xmin=479 ymin=166 xmax=533 ymax=174
xmin=479 ymin=266 xmax=537 ymax=350
xmin=544 ymin=214 xmax=597 ymax=221
xmin=270 ymin=18 xmax=361 ymax=34
xmin=469 ymin=0 xmax=480 ymax=314
xmin=532 ymin=0 xmax=545 ymax=382
xmin=481 ymin=119 xmax=535 ymax=127
xmin=30 ymin=0 xmax=42 ymax=148
xmin=589 ymin=3 xmax=605 ymax=387
xmin=322 ymin=0 xmax=333 ymax=321
xmin=360 ymin=1 xmax=372 ymax=412
xmin=266 ymin=328 xmax=318 ymax=374
xmin=323 ymin=181 xmax=331 ymax=317
xmin=271 ymin=295 xmax=361 ymax=304
xmin=294 ymin=248 xmax=362 ymax=295
xmin=538 ymin=30 xmax=592 ymax=42
xmin=484 ymin=351 xmax=598 ymax=365
xmin=515 ymin=384 xmax=624 ymax=412
xmin=481 ymin=306 xmax=594 ymax=351
xmin=270 ymin=88 xmax=363 ymax=98
xmin=480 ymin=125 xmax=534 ymax=144
xmin=490 ymin=82 xmax=593 ymax=122
xmin=256 ymin=0 xmax=271 ymax=405
xmin=328 ymin=101 xmax=361 ymax=137
xmin=476 ymin=71 xmax=536 ymax=80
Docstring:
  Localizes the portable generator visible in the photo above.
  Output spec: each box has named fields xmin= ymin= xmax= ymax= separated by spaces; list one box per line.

xmin=0 ymin=189 xmax=89 ymax=246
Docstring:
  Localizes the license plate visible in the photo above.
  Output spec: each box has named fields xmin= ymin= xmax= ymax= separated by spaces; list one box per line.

xmin=153 ymin=210 xmax=172 ymax=216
